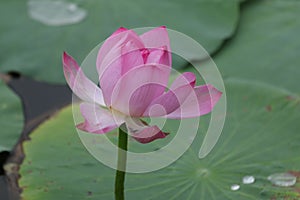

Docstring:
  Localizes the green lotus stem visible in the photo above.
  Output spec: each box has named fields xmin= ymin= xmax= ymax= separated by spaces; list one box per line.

xmin=115 ymin=127 xmax=128 ymax=200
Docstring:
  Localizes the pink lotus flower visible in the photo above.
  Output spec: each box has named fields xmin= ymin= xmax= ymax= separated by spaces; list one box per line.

xmin=63 ymin=26 xmax=222 ymax=144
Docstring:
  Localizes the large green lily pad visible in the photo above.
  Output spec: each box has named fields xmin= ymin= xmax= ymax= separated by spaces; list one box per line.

xmin=0 ymin=80 xmax=23 ymax=152
xmin=214 ymin=0 xmax=300 ymax=94
xmin=19 ymin=79 xmax=300 ymax=199
xmin=0 ymin=0 xmax=240 ymax=83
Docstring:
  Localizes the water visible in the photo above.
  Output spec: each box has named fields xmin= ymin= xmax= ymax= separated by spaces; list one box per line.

xmin=242 ymin=175 xmax=255 ymax=184
xmin=268 ymin=173 xmax=297 ymax=187
xmin=0 ymin=176 xmax=9 ymax=200
xmin=27 ymin=0 xmax=87 ymax=26
xmin=230 ymin=184 xmax=240 ymax=191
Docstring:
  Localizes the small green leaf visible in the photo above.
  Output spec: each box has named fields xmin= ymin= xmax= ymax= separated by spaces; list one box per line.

xmin=0 ymin=80 xmax=23 ymax=152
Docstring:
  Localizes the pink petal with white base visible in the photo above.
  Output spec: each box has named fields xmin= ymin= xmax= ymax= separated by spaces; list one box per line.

xmin=99 ymin=43 xmax=145 ymax=106
xmin=97 ymin=28 xmax=144 ymax=79
xmin=140 ymin=26 xmax=171 ymax=66
xmin=140 ymin=26 xmax=171 ymax=51
xmin=76 ymin=103 xmax=120 ymax=134
xmin=125 ymin=118 xmax=168 ymax=144
xmin=146 ymin=46 xmax=171 ymax=67
xmin=143 ymin=72 xmax=196 ymax=117
xmin=110 ymin=64 xmax=170 ymax=116
xmin=170 ymin=72 xmax=196 ymax=89
xmin=167 ymin=84 xmax=222 ymax=119
xmin=62 ymin=52 xmax=105 ymax=106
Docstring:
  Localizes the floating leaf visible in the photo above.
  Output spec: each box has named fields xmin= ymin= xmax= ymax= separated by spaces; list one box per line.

xmin=0 ymin=80 xmax=23 ymax=152
xmin=214 ymin=0 xmax=300 ymax=94
xmin=19 ymin=80 xmax=300 ymax=199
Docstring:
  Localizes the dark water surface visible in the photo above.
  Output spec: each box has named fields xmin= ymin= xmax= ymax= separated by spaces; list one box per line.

xmin=0 ymin=72 xmax=72 ymax=200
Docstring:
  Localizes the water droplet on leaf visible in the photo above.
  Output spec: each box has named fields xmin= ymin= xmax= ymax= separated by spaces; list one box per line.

xmin=27 ymin=0 xmax=87 ymax=26
xmin=268 ymin=173 xmax=296 ymax=187
xmin=230 ymin=184 xmax=240 ymax=191
xmin=242 ymin=175 xmax=255 ymax=184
